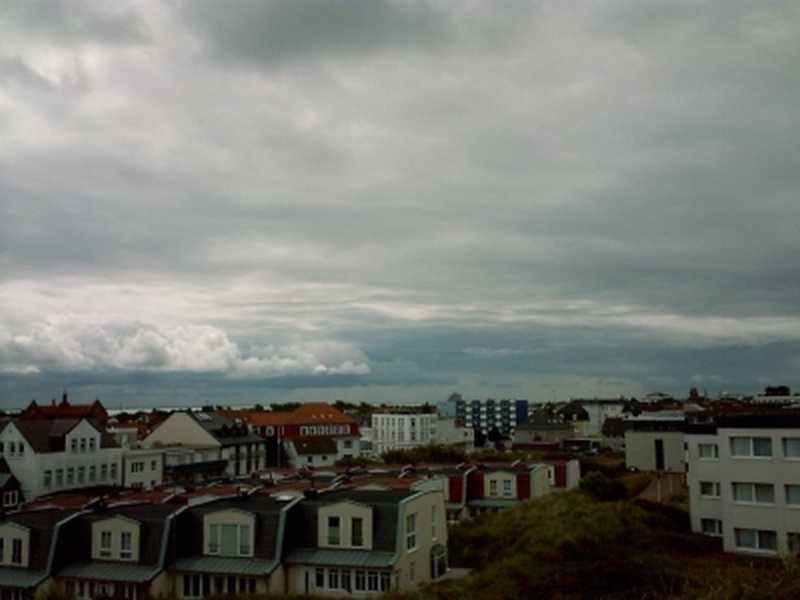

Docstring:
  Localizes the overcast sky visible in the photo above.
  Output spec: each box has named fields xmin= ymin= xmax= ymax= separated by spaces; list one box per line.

xmin=1 ymin=1 xmax=799 ymax=409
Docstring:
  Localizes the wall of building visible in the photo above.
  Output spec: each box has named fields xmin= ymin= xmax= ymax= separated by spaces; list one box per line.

xmin=625 ymin=430 xmax=685 ymax=472
xmin=143 ymin=413 xmax=220 ymax=449
xmin=688 ymin=427 xmax=800 ymax=557
xmin=123 ymin=449 xmax=164 ymax=489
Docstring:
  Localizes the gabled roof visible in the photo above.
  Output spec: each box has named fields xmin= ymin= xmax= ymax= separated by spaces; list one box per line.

xmin=1 ymin=509 xmax=79 ymax=574
xmin=21 ymin=398 xmax=107 ymax=422
xmin=190 ymin=412 xmax=265 ymax=446
xmin=3 ymin=419 xmax=118 ymax=454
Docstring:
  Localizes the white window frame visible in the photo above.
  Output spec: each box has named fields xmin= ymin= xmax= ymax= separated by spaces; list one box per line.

xmin=406 ymin=513 xmax=417 ymax=551
xmin=699 ymin=481 xmax=721 ymax=499
xmin=730 ymin=436 xmax=773 ymax=458
xmin=735 ymin=528 xmax=777 ymax=553
xmin=698 ymin=443 xmax=718 ymax=460
xmin=732 ymin=482 xmax=775 ymax=505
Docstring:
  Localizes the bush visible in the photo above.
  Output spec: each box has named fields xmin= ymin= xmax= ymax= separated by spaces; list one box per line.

xmin=579 ymin=471 xmax=627 ymax=501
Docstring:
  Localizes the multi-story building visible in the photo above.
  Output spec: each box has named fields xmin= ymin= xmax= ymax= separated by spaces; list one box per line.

xmin=687 ymin=413 xmax=800 ymax=557
xmin=624 ymin=412 xmax=686 ymax=473
xmin=122 ymin=448 xmax=165 ymax=490
xmin=371 ymin=413 xmax=435 ymax=454
xmin=0 ymin=508 xmax=82 ymax=600
xmin=0 ymin=486 xmax=449 ymax=599
xmin=55 ymin=502 xmax=186 ymax=600
xmin=231 ymin=403 xmax=361 ymax=468
xmin=563 ymin=398 xmax=627 ymax=438
xmin=0 ymin=417 xmax=124 ymax=501
xmin=451 ymin=399 xmax=529 ymax=435
xmin=142 ymin=412 xmax=266 ymax=481
xmin=20 ymin=394 xmax=108 ymax=426
xmin=283 ymin=487 xmax=447 ymax=596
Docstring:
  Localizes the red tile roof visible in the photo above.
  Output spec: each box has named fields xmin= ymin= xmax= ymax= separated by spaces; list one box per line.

xmin=284 ymin=403 xmax=358 ymax=426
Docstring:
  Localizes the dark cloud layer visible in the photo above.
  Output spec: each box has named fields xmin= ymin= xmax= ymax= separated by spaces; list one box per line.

xmin=1 ymin=1 xmax=799 ymax=408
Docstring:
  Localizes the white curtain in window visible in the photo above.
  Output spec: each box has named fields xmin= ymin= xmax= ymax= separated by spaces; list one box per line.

xmin=221 ymin=524 xmax=237 ymax=555
xmin=730 ymin=437 xmax=750 ymax=456
xmin=733 ymin=483 xmax=753 ymax=502
xmin=787 ymin=485 xmax=800 ymax=505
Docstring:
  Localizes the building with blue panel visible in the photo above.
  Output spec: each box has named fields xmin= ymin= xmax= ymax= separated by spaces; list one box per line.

xmin=443 ymin=398 xmax=529 ymax=435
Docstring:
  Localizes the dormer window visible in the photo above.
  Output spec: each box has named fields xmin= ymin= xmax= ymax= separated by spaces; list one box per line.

xmin=80 ymin=438 xmax=87 ymax=453
xmin=328 ymin=517 xmax=341 ymax=546
xmin=11 ymin=539 xmax=22 ymax=564
xmin=351 ymin=518 xmax=363 ymax=547
xmin=208 ymin=524 xmax=252 ymax=557
xmin=120 ymin=532 xmax=133 ymax=560
xmin=71 ymin=439 xmax=78 ymax=453
xmin=100 ymin=531 xmax=112 ymax=557
xmin=89 ymin=438 xmax=96 ymax=452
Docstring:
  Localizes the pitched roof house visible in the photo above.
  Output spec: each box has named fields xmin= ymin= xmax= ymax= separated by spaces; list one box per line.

xmin=21 ymin=395 xmax=108 ymax=426
xmin=54 ymin=502 xmax=186 ymax=600
xmin=0 ymin=508 xmax=81 ymax=598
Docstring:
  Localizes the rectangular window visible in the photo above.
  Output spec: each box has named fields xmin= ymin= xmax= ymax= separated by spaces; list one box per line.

xmin=735 ymin=528 xmax=777 ymax=552
xmin=355 ymin=571 xmax=365 ymax=591
xmin=328 ymin=568 xmax=339 ymax=589
xmin=368 ymin=571 xmax=378 ymax=591
xmin=784 ymin=438 xmax=800 ymax=458
xmin=209 ymin=524 xmax=220 ymax=553
xmin=100 ymin=531 xmax=112 ymax=557
xmin=89 ymin=438 xmax=96 ymax=452
xmin=789 ymin=532 xmax=800 ymax=554
xmin=787 ymin=485 xmax=800 ymax=506
xmin=730 ymin=437 xmax=773 ymax=458
xmin=489 ymin=480 xmax=498 ymax=496
xmin=78 ymin=466 xmax=85 ymax=483
xmin=380 ymin=572 xmax=390 ymax=592
xmin=43 ymin=470 xmax=52 ymax=488
xmin=341 ymin=570 xmax=351 ymax=592
xmin=0 ymin=538 xmax=4 ymax=562
xmin=12 ymin=539 xmax=22 ymax=564
xmin=701 ymin=518 xmax=722 ymax=536
xmin=315 ymin=568 xmax=325 ymax=588
xmin=700 ymin=481 xmax=721 ymax=498
xmin=80 ymin=438 xmax=86 ymax=453
xmin=120 ymin=532 xmax=132 ymax=560
xmin=698 ymin=443 xmax=718 ymax=459
xmin=89 ymin=466 xmax=96 ymax=482
xmin=67 ymin=468 xmax=74 ymax=485
xmin=220 ymin=524 xmax=237 ymax=555
xmin=239 ymin=525 xmax=251 ymax=555
xmin=100 ymin=464 xmax=107 ymax=481
xmin=406 ymin=513 xmax=417 ymax=550
xmin=351 ymin=517 xmax=363 ymax=547
xmin=110 ymin=463 xmax=118 ymax=481
xmin=732 ymin=482 xmax=774 ymax=504
xmin=328 ymin=516 xmax=340 ymax=546
xmin=503 ymin=480 xmax=513 ymax=497
xmin=71 ymin=439 xmax=78 ymax=452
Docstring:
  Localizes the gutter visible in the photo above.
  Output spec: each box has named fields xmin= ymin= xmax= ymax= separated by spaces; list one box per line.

xmin=38 ymin=509 xmax=90 ymax=589
xmin=268 ymin=494 xmax=303 ymax=580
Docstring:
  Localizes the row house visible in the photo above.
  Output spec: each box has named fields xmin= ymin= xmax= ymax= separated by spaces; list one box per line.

xmin=0 ymin=508 xmax=81 ymax=600
xmin=687 ymin=413 xmax=800 ymax=557
xmin=0 ymin=487 xmax=447 ymax=599
xmin=142 ymin=412 xmax=266 ymax=482
xmin=0 ymin=418 xmax=124 ymax=501
xmin=232 ymin=404 xmax=361 ymax=468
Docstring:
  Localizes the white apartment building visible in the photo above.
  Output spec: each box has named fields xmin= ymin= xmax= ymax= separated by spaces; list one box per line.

xmin=0 ymin=418 xmax=124 ymax=501
xmin=371 ymin=413 xmax=435 ymax=455
xmin=122 ymin=448 xmax=165 ymax=490
xmin=687 ymin=414 xmax=800 ymax=557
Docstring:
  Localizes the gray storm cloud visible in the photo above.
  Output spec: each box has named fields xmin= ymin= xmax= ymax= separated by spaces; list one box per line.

xmin=1 ymin=0 xmax=799 ymax=406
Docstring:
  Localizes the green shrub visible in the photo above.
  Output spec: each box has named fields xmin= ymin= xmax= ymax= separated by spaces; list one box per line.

xmin=579 ymin=471 xmax=627 ymax=501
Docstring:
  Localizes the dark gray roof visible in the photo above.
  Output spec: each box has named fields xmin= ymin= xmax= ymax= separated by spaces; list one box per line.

xmin=284 ymin=489 xmax=417 ymax=557
xmin=173 ymin=556 xmax=275 ymax=575
xmin=190 ymin=412 xmax=265 ymax=447
xmin=3 ymin=509 xmax=78 ymax=572
xmin=2 ymin=419 xmax=118 ymax=453
xmin=53 ymin=502 xmax=182 ymax=579
xmin=174 ymin=496 xmax=286 ymax=565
